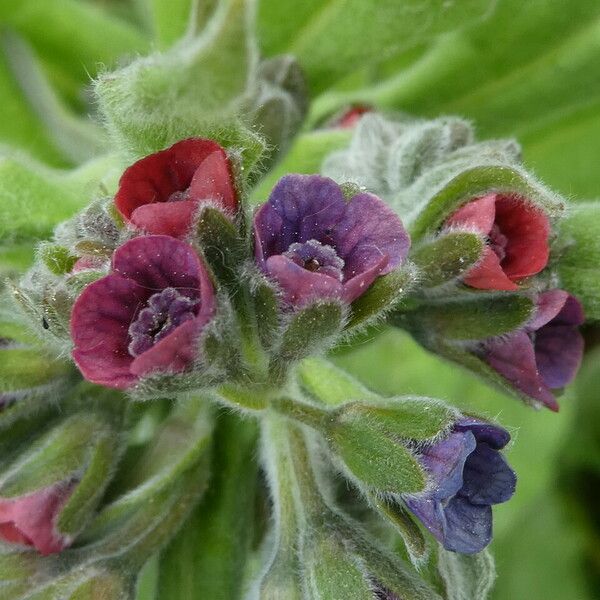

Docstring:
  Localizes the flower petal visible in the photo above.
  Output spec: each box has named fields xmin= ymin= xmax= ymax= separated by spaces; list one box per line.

xmin=71 ymin=274 xmax=147 ymax=389
xmin=262 ymin=174 xmax=347 ymax=254
xmin=188 ymin=150 xmax=237 ymax=213
xmin=529 ymin=289 xmax=569 ymax=330
xmin=417 ymin=430 xmax=477 ymax=501
xmin=112 ymin=236 xmax=213 ymax=313
xmin=445 ymin=194 xmax=496 ymax=235
xmin=485 ymin=331 xmax=559 ymax=410
xmin=342 ymin=254 xmax=389 ymax=303
xmin=463 ymin=247 xmax=519 ymax=291
xmin=535 ymin=324 xmax=584 ymax=389
xmin=115 ymin=138 xmax=225 ymax=220
xmin=461 ymin=443 xmax=516 ymax=505
xmin=335 ymin=192 xmax=410 ymax=278
xmin=265 ymin=254 xmax=343 ymax=305
xmin=442 ymin=496 xmax=492 ymax=554
xmin=494 ymin=195 xmax=550 ymax=279
xmin=455 ymin=419 xmax=510 ymax=450
xmin=130 ymin=200 xmax=198 ymax=238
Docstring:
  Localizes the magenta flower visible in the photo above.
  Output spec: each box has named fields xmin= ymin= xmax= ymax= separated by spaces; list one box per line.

xmin=445 ymin=193 xmax=550 ymax=291
xmin=115 ymin=138 xmax=237 ymax=239
xmin=483 ymin=290 xmax=584 ymax=411
xmin=404 ymin=418 xmax=515 ymax=554
xmin=0 ymin=482 xmax=75 ymax=555
xmin=70 ymin=235 xmax=215 ymax=389
xmin=253 ymin=174 xmax=410 ymax=306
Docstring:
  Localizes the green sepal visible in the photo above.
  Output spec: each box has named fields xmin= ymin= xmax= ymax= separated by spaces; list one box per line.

xmin=304 ymin=536 xmax=375 ymax=600
xmin=271 ymin=300 xmax=346 ymax=377
xmin=436 ymin=547 xmax=496 ymax=600
xmin=400 ymin=293 xmax=535 ymax=341
xmin=195 ymin=206 xmax=244 ymax=288
xmin=37 ymin=243 xmax=78 ymax=275
xmin=0 ymin=346 xmax=71 ymax=394
xmin=250 ymin=278 xmax=281 ymax=350
xmin=347 ymin=266 xmax=415 ymax=329
xmin=372 ymin=496 xmax=428 ymax=566
xmin=329 ymin=417 xmax=426 ymax=495
xmin=332 ymin=397 xmax=456 ymax=441
xmin=411 ymin=231 xmax=485 ymax=288
xmin=557 ymin=201 xmax=600 ymax=320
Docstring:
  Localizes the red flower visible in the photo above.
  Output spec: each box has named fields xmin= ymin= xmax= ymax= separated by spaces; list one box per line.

xmin=115 ymin=138 xmax=237 ymax=238
xmin=445 ymin=193 xmax=550 ymax=291
xmin=0 ymin=482 xmax=75 ymax=555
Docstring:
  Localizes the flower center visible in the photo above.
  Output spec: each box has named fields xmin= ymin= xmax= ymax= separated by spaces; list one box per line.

xmin=167 ymin=190 xmax=188 ymax=203
xmin=283 ymin=239 xmax=345 ymax=281
xmin=488 ymin=224 xmax=508 ymax=262
xmin=128 ymin=287 xmax=199 ymax=357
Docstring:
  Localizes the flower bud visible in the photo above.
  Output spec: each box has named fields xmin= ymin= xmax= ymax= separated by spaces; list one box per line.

xmin=0 ymin=412 xmax=121 ymax=554
xmin=444 ymin=193 xmax=550 ymax=291
xmin=249 ymin=55 xmax=308 ymax=165
xmin=403 ymin=417 xmax=516 ymax=554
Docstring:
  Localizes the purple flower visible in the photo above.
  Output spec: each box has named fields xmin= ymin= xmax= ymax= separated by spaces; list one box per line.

xmin=483 ymin=290 xmax=584 ymax=411
xmin=404 ymin=418 xmax=515 ymax=554
xmin=253 ymin=174 xmax=410 ymax=306
xmin=70 ymin=235 xmax=215 ymax=389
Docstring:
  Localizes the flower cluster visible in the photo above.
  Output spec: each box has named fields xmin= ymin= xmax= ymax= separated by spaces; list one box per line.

xmin=1 ymin=118 xmax=587 ymax=600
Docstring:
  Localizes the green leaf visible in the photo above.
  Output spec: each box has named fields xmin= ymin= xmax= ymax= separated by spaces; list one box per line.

xmin=38 ymin=243 xmax=78 ymax=275
xmin=411 ymin=231 xmax=484 ymax=288
xmin=0 ymin=151 xmax=120 ymax=244
xmin=0 ymin=31 xmax=108 ymax=164
xmin=436 ymin=547 xmax=496 ymax=600
xmin=258 ymin=0 xmax=495 ymax=92
xmin=401 ymin=294 xmax=534 ymax=341
xmin=0 ymin=347 xmax=70 ymax=393
xmin=251 ymin=278 xmax=280 ymax=350
xmin=94 ymin=0 xmax=265 ymax=172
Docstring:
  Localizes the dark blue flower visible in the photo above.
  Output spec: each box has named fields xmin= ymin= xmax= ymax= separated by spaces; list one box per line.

xmin=404 ymin=418 xmax=516 ymax=554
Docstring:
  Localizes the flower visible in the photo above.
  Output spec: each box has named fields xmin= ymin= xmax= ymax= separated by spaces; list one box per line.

xmin=0 ymin=482 xmax=75 ymax=555
xmin=404 ymin=418 xmax=515 ymax=554
xmin=483 ymin=290 xmax=584 ymax=411
xmin=253 ymin=174 xmax=410 ymax=306
xmin=70 ymin=235 xmax=215 ymax=389
xmin=445 ymin=193 xmax=550 ymax=291
xmin=114 ymin=138 xmax=237 ymax=238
